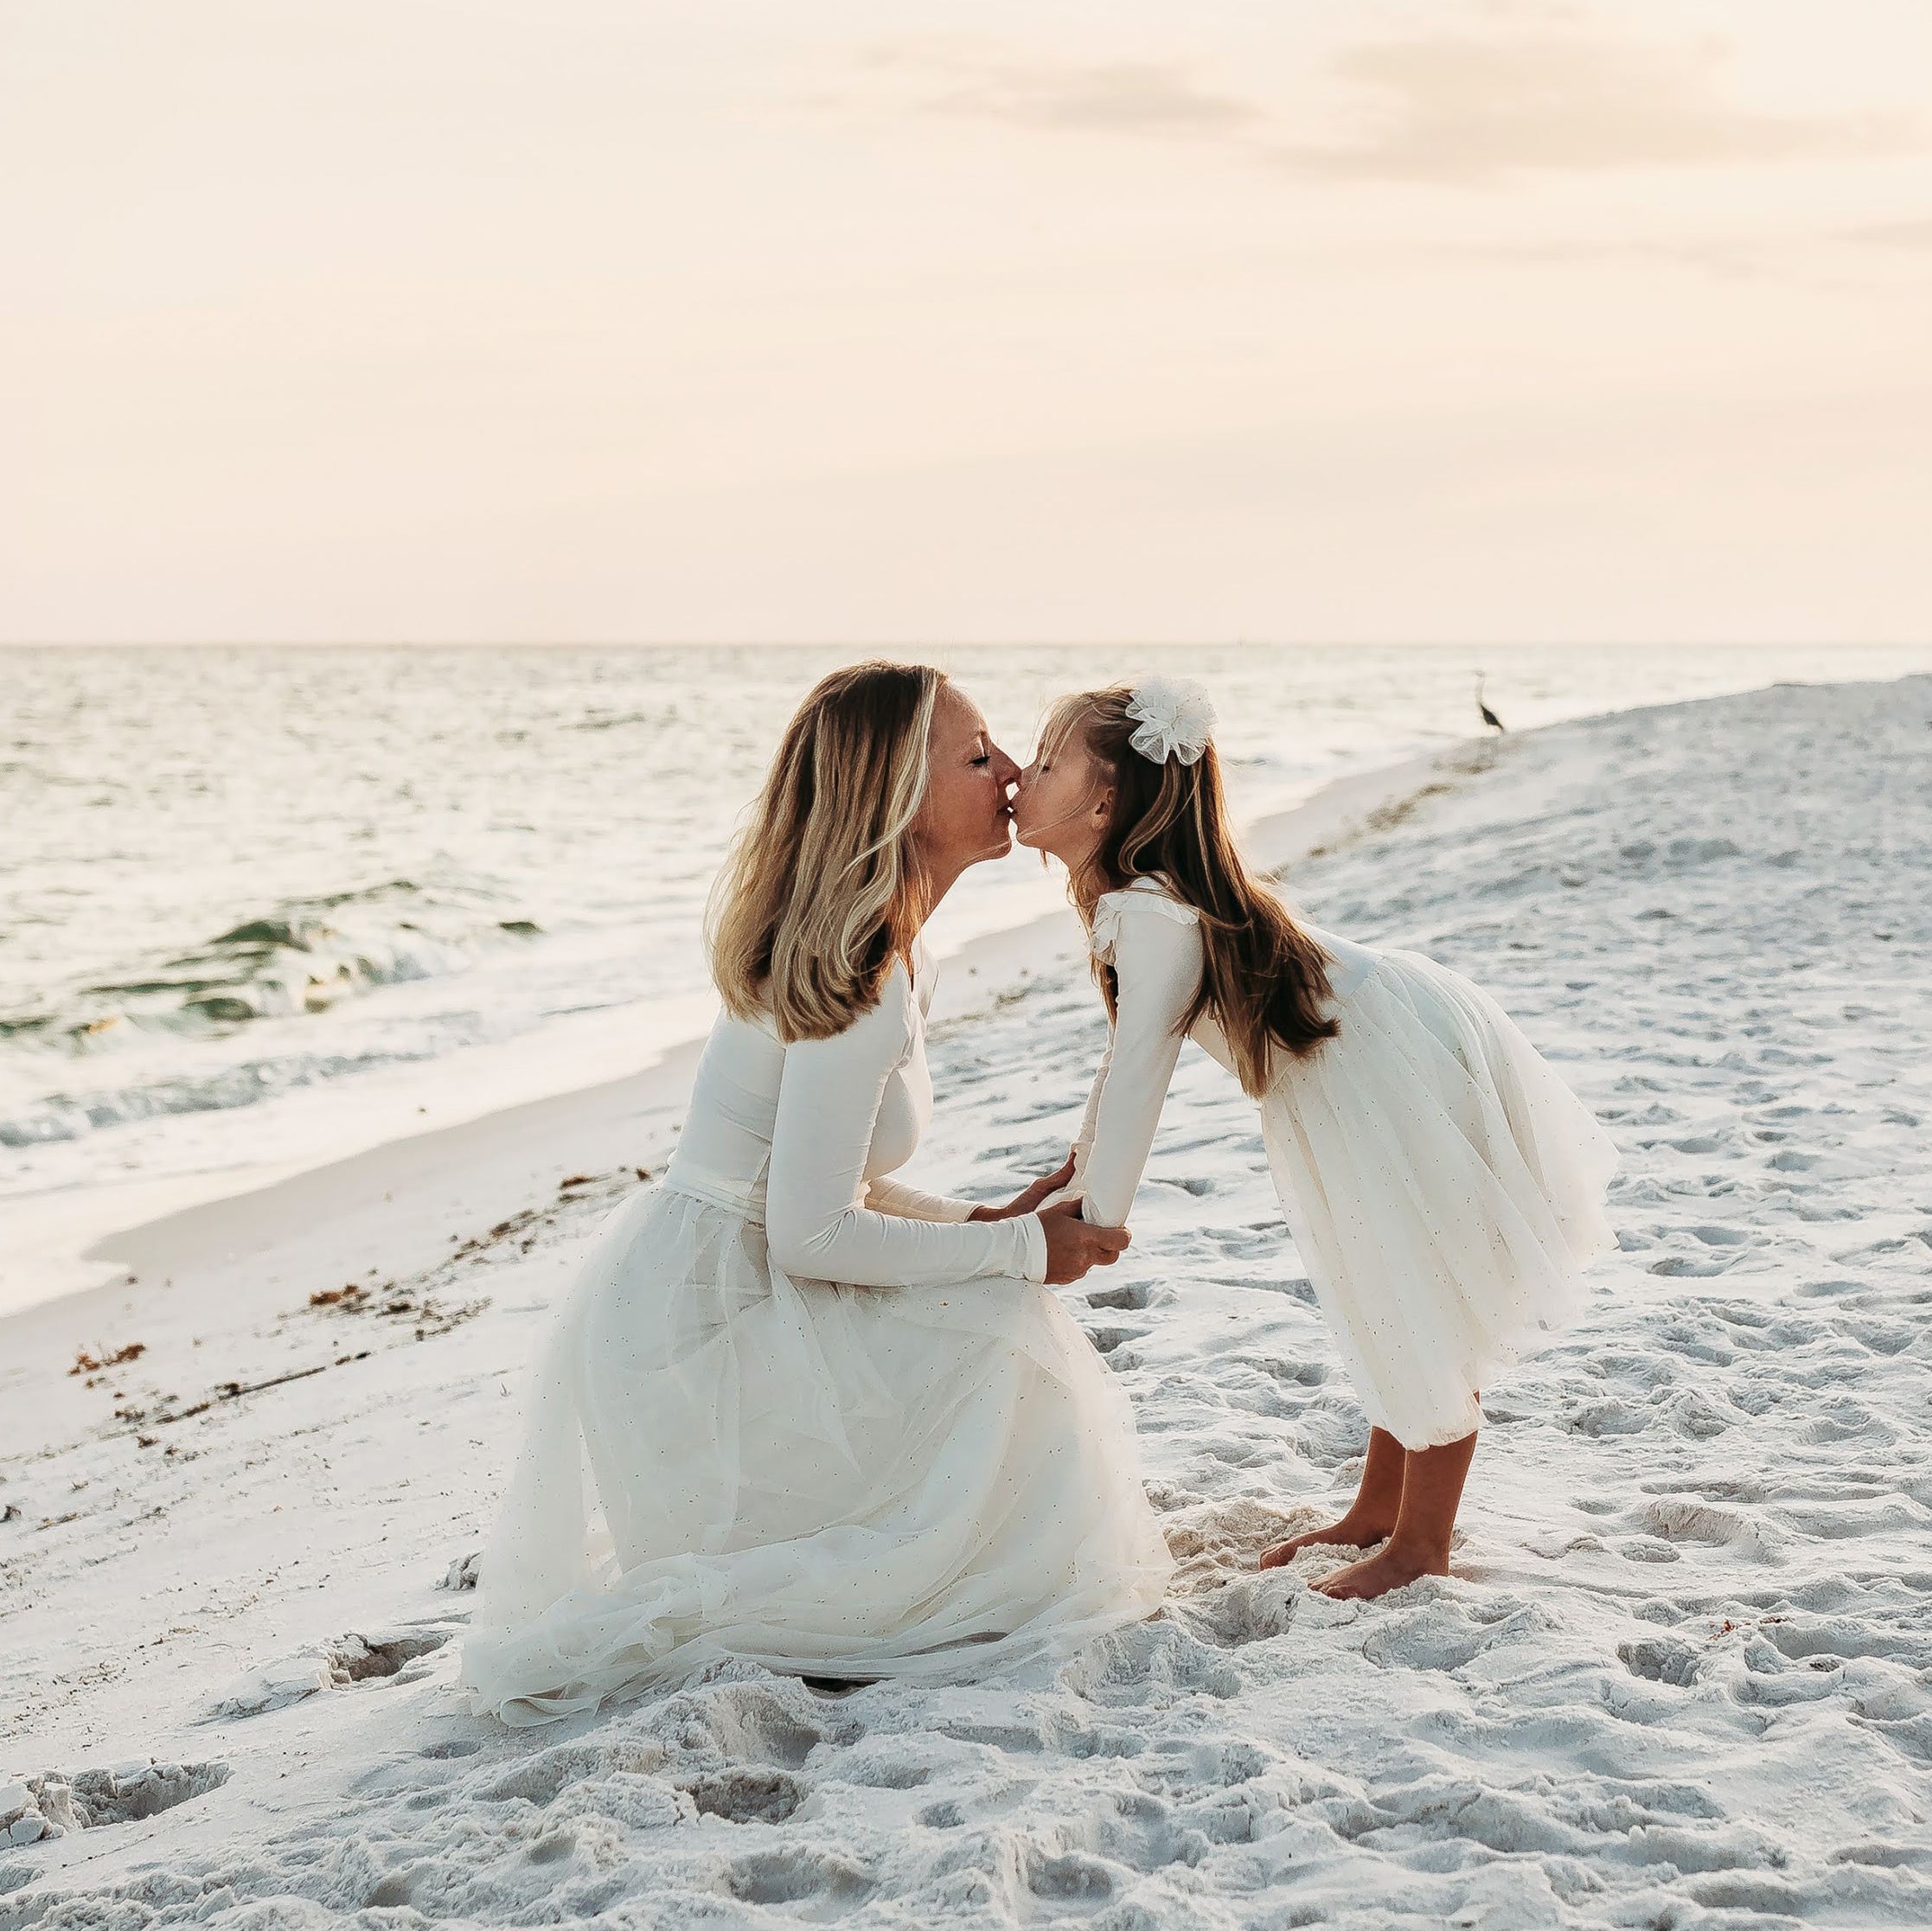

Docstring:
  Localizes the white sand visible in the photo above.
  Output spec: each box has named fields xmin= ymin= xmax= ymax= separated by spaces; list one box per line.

xmin=5 ymin=678 xmax=1931 ymax=1928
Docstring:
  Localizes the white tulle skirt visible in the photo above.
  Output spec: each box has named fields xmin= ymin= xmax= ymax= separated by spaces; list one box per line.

xmin=460 ymin=1186 xmax=1174 ymax=1725
xmin=1263 ymin=945 xmax=1619 ymax=1450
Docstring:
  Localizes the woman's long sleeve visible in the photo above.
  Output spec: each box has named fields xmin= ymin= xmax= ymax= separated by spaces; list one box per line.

xmin=1075 ymin=901 xmax=1206 ymax=1230
xmin=767 ymin=973 xmax=1046 ymax=1286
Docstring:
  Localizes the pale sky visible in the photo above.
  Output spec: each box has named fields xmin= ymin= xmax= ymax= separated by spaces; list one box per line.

xmin=3 ymin=0 xmax=1930 ymax=645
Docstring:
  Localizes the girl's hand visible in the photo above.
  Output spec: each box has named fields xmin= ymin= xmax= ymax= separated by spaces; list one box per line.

xmin=969 ymin=1150 xmax=1077 ymax=1222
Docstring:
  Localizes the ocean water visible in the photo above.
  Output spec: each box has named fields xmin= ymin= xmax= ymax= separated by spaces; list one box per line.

xmin=3 ymin=641 xmax=1928 ymax=1312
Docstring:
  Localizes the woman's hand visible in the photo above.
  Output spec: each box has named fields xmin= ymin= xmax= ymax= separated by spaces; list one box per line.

xmin=1038 ymin=1198 xmax=1130 ymax=1285
xmin=969 ymin=1150 xmax=1077 ymax=1223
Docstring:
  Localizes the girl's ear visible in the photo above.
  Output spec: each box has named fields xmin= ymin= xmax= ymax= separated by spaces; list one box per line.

xmin=1091 ymin=783 xmax=1116 ymax=828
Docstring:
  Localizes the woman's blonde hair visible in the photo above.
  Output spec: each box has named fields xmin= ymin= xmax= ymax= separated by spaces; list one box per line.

xmin=708 ymin=661 xmax=943 ymax=1041
xmin=1041 ymin=686 xmax=1337 ymax=1096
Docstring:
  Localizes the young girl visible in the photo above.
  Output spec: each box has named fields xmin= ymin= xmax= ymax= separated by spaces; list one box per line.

xmin=1011 ymin=678 xmax=1618 ymax=1601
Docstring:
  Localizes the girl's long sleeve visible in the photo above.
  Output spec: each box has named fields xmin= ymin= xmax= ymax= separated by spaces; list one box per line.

xmin=1074 ymin=898 xmax=1206 ymax=1230
xmin=1049 ymin=1039 xmax=1111 ymax=1210
xmin=766 ymin=969 xmax=1046 ymax=1286
xmin=862 ymin=1173 xmax=978 ymax=1224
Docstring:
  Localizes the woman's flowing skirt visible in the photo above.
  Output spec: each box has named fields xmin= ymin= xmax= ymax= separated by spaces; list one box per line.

xmin=1263 ymin=950 xmax=1618 ymax=1450
xmin=460 ymin=1186 xmax=1174 ymax=1725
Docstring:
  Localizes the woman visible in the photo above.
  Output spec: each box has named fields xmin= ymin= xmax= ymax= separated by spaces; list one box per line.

xmin=461 ymin=662 xmax=1174 ymax=1723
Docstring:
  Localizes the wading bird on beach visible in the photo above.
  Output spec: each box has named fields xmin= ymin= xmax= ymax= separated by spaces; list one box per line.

xmin=1475 ymin=674 xmax=1506 ymax=734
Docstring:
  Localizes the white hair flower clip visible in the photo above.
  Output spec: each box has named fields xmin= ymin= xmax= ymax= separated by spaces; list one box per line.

xmin=1123 ymin=676 xmax=1218 ymax=766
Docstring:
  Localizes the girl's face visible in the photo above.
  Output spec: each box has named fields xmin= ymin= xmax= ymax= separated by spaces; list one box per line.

xmin=1012 ymin=724 xmax=1114 ymax=870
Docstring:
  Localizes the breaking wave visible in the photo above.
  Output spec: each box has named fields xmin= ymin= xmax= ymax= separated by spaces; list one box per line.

xmin=15 ymin=875 xmax=540 ymax=1049
xmin=0 ymin=870 xmax=545 ymax=1146
xmin=0 ymin=1044 xmax=445 ymax=1148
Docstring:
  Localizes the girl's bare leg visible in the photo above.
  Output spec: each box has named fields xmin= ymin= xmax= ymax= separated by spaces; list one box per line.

xmin=1313 ymin=1429 xmax=1477 ymax=1600
xmin=1259 ymin=1426 xmax=1405 ymax=1570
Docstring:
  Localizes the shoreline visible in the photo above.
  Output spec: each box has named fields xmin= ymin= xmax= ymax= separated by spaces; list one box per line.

xmin=8 ymin=674 xmax=1932 ymax=1924
xmin=25 ymin=740 xmax=1472 ymax=1332
xmin=12 ymin=644 xmax=1932 ymax=1329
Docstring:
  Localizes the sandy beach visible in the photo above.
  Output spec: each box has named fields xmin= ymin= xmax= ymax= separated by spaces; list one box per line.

xmin=5 ymin=675 xmax=1931 ymax=1928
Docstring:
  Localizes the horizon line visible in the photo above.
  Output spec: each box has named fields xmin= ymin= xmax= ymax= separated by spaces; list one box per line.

xmin=3 ymin=638 xmax=1923 ymax=652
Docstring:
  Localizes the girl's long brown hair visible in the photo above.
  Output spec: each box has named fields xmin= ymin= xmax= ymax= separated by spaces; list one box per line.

xmin=1043 ymin=686 xmax=1337 ymax=1096
xmin=707 ymin=662 xmax=941 ymax=1041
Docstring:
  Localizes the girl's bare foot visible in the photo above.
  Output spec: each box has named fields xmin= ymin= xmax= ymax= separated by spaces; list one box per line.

xmin=1258 ymin=1510 xmax=1395 ymax=1570
xmin=1259 ymin=1425 xmax=1407 ymax=1570
xmin=1309 ymin=1538 xmax=1448 ymax=1600
xmin=1309 ymin=1428 xmax=1476 ymax=1600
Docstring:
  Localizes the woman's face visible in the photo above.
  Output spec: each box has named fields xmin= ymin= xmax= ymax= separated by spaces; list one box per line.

xmin=912 ymin=682 xmax=1020 ymax=888
xmin=1012 ymin=725 xmax=1112 ymax=869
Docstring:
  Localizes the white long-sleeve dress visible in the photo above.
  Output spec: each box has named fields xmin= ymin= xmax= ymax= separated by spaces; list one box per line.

xmin=1065 ymin=880 xmax=1618 ymax=1450
xmin=460 ymin=944 xmax=1174 ymax=1724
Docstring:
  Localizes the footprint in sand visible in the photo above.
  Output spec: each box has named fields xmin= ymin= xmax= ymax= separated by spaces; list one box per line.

xmin=683 ymin=1768 xmax=806 ymax=1825
xmin=3 ymin=1761 xmax=231 ymax=1844
xmin=205 ymin=1627 xmax=457 ymax=1719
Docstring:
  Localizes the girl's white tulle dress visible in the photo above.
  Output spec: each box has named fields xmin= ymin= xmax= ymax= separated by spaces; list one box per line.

xmin=1065 ymin=881 xmax=1618 ymax=1450
xmin=460 ymin=946 xmax=1173 ymax=1725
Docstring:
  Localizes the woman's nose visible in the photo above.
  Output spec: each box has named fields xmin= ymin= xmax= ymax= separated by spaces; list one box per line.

xmin=991 ymin=745 xmax=1022 ymax=787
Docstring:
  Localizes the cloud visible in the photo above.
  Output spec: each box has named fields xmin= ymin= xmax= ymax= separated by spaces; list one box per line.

xmin=1294 ymin=21 xmax=1911 ymax=181
xmin=1446 ymin=235 xmax=1794 ymax=282
xmin=863 ymin=48 xmax=1263 ymax=144
xmin=873 ymin=13 xmax=1916 ymax=183
xmin=1842 ymin=215 xmax=1932 ymax=250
